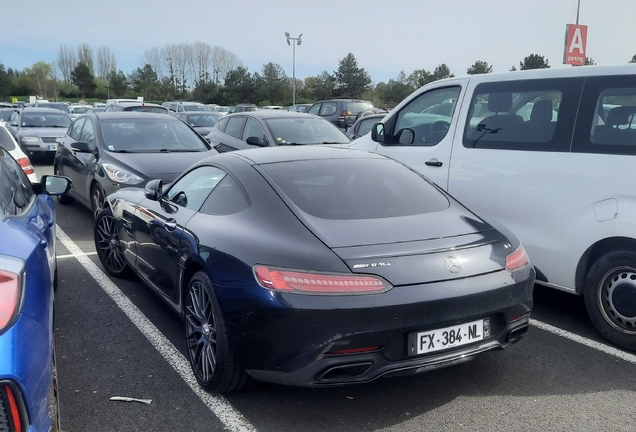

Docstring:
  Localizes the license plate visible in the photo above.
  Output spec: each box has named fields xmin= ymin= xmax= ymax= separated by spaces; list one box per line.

xmin=408 ymin=318 xmax=490 ymax=356
xmin=48 ymin=145 xmax=57 ymax=151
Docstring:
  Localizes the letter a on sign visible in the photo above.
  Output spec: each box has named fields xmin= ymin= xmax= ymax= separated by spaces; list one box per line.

xmin=564 ymin=24 xmax=588 ymax=66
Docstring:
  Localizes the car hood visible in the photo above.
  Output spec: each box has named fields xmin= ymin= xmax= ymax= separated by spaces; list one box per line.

xmin=105 ymin=150 xmax=216 ymax=183
xmin=17 ymin=127 xmax=67 ymax=137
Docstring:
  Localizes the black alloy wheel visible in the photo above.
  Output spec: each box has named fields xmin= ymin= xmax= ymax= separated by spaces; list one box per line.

xmin=94 ymin=208 xmax=131 ymax=278
xmin=91 ymin=184 xmax=105 ymax=219
xmin=584 ymin=248 xmax=636 ymax=351
xmin=185 ymin=271 xmax=253 ymax=393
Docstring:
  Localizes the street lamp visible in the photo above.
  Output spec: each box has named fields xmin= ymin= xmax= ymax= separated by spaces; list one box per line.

xmin=285 ymin=32 xmax=302 ymax=106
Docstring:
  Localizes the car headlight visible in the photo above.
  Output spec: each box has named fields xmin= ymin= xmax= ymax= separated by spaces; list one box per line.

xmin=102 ymin=163 xmax=144 ymax=185
xmin=21 ymin=136 xmax=40 ymax=143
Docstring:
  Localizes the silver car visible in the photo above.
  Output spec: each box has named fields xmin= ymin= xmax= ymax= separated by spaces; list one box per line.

xmin=7 ymin=108 xmax=72 ymax=158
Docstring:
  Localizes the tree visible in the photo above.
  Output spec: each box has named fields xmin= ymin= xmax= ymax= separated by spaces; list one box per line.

xmin=432 ymin=64 xmax=455 ymax=81
xmin=0 ymin=63 xmax=12 ymax=99
xmin=128 ymin=64 xmax=159 ymax=99
xmin=71 ymin=62 xmax=96 ymax=99
xmin=519 ymin=54 xmax=550 ymax=70
xmin=467 ymin=60 xmax=493 ymax=75
xmin=304 ymin=71 xmax=335 ymax=100
xmin=96 ymin=46 xmax=117 ymax=80
xmin=108 ymin=70 xmax=129 ymax=98
xmin=630 ymin=54 xmax=636 ymax=64
xmin=57 ymin=45 xmax=77 ymax=83
xmin=255 ymin=62 xmax=288 ymax=105
xmin=26 ymin=61 xmax=53 ymax=98
xmin=77 ymin=43 xmax=94 ymax=74
xmin=223 ymin=66 xmax=255 ymax=104
xmin=211 ymin=46 xmax=242 ymax=84
xmin=408 ymin=69 xmax=434 ymax=88
xmin=375 ymin=70 xmax=414 ymax=107
xmin=333 ymin=53 xmax=371 ymax=98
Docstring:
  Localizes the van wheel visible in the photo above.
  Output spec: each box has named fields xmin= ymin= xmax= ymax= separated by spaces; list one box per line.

xmin=584 ymin=249 xmax=636 ymax=351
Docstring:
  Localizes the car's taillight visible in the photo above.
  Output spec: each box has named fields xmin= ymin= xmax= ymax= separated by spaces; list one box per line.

xmin=0 ymin=269 xmax=21 ymax=330
xmin=505 ymin=245 xmax=530 ymax=272
xmin=3 ymin=384 xmax=22 ymax=432
xmin=254 ymin=265 xmax=391 ymax=295
xmin=16 ymin=157 xmax=35 ymax=176
xmin=338 ymin=110 xmax=347 ymax=122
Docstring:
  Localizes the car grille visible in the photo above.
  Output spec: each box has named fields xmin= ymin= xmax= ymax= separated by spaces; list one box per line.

xmin=41 ymin=137 xmax=58 ymax=143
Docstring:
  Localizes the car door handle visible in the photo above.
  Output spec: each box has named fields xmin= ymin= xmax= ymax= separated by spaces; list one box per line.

xmin=163 ymin=219 xmax=177 ymax=232
xmin=425 ymin=159 xmax=443 ymax=167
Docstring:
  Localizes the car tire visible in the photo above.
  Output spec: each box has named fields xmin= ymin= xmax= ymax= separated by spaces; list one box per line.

xmin=49 ymin=343 xmax=61 ymax=432
xmin=584 ymin=248 xmax=636 ymax=351
xmin=91 ymin=184 xmax=106 ymax=219
xmin=94 ymin=207 xmax=132 ymax=278
xmin=54 ymin=165 xmax=74 ymax=204
xmin=185 ymin=271 xmax=254 ymax=393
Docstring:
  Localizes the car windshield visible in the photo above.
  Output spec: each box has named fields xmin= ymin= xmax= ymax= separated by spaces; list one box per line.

xmin=22 ymin=113 xmax=71 ymax=128
xmin=264 ymin=117 xmax=351 ymax=145
xmin=37 ymin=103 xmax=70 ymax=113
xmin=261 ymin=158 xmax=449 ymax=220
xmin=183 ymin=105 xmax=208 ymax=112
xmin=186 ymin=114 xmax=220 ymax=127
xmin=100 ymin=118 xmax=209 ymax=153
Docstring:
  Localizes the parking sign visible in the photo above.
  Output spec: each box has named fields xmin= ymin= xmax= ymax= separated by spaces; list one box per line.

xmin=563 ymin=24 xmax=588 ymax=66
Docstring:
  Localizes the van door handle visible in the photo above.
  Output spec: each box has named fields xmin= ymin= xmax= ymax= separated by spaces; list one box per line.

xmin=425 ymin=159 xmax=443 ymax=167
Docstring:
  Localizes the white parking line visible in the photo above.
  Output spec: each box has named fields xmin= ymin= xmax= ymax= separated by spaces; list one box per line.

xmin=57 ymin=252 xmax=97 ymax=259
xmin=530 ymin=319 xmax=636 ymax=365
xmin=56 ymin=226 xmax=256 ymax=432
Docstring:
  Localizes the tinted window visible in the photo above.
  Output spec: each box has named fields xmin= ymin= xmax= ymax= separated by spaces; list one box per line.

xmin=167 ymin=166 xmax=226 ymax=211
xmin=572 ymin=75 xmax=636 ymax=155
xmin=224 ymin=117 xmax=245 ymax=139
xmin=264 ymin=117 xmax=350 ymax=145
xmin=68 ymin=117 xmax=86 ymax=141
xmin=21 ymin=112 xmax=71 ymax=128
xmin=306 ymin=104 xmax=321 ymax=115
xmin=319 ymin=102 xmax=338 ymax=116
xmin=216 ymin=117 xmax=229 ymax=132
xmin=0 ymin=109 xmax=14 ymax=122
xmin=200 ymin=173 xmax=249 ymax=215
xmin=183 ymin=105 xmax=208 ymax=112
xmin=463 ymin=78 xmax=584 ymax=152
xmin=345 ymin=101 xmax=374 ymax=115
xmin=389 ymin=87 xmax=460 ymax=146
xmin=261 ymin=158 xmax=449 ymax=220
xmin=185 ymin=114 xmax=221 ymax=127
xmin=242 ymin=118 xmax=267 ymax=144
xmin=79 ymin=118 xmax=96 ymax=147
xmin=357 ymin=118 xmax=380 ymax=137
xmin=0 ymin=147 xmax=33 ymax=216
xmin=123 ymin=106 xmax=168 ymax=113
xmin=0 ymin=127 xmax=16 ymax=151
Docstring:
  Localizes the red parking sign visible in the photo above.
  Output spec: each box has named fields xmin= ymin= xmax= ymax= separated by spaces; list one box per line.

xmin=563 ymin=24 xmax=588 ymax=66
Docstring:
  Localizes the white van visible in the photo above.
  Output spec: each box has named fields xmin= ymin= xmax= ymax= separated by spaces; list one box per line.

xmin=351 ymin=64 xmax=636 ymax=351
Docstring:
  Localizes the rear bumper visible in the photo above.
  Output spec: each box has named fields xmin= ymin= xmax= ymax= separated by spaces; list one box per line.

xmin=219 ymin=267 xmax=535 ymax=387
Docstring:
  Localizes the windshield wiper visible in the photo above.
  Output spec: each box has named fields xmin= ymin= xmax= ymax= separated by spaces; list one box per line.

xmin=320 ymin=141 xmax=347 ymax=144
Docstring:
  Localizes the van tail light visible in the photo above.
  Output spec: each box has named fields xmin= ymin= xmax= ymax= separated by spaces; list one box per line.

xmin=16 ymin=157 xmax=35 ymax=176
xmin=338 ymin=110 xmax=347 ymax=122
xmin=254 ymin=265 xmax=392 ymax=295
xmin=505 ymin=245 xmax=530 ymax=272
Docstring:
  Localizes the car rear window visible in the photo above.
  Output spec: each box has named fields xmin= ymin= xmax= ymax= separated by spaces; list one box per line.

xmin=346 ymin=102 xmax=374 ymax=115
xmin=260 ymin=158 xmax=449 ymax=220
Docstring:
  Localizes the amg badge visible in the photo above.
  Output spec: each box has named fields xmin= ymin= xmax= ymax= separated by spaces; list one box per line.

xmin=352 ymin=262 xmax=392 ymax=269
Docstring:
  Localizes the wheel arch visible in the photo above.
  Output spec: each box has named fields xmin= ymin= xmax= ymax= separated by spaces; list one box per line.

xmin=179 ymin=259 xmax=206 ymax=315
xmin=575 ymin=236 xmax=636 ymax=294
xmin=90 ymin=179 xmax=109 ymax=209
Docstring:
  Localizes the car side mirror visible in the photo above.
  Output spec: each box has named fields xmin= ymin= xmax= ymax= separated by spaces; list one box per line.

xmin=371 ymin=123 xmax=385 ymax=143
xmin=32 ymin=175 xmax=72 ymax=195
xmin=246 ymin=136 xmax=267 ymax=147
xmin=144 ymin=179 xmax=163 ymax=201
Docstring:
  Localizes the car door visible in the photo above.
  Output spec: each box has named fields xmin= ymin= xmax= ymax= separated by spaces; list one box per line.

xmin=132 ymin=166 xmax=226 ymax=301
xmin=57 ymin=117 xmax=86 ymax=199
xmin=371 ymin=82 xmax=467 ymax=189
xmin=67 ymin=117 xmax=98 ymax=206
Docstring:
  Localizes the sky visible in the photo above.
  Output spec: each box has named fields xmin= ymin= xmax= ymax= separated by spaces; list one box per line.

xmin=2 ymin=0 xmax=636 ymax=85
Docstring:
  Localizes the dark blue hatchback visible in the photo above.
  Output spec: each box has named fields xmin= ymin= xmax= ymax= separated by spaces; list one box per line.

xmin=0 ymin=147 xmax=70 ymax=431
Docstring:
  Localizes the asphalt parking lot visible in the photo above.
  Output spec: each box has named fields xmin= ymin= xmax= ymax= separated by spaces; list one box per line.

xmin=38 ymin=160 xmax=636 ymax=432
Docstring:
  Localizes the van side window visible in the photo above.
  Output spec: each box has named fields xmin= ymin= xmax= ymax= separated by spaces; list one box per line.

xmin=463 ymin=78 xmax=583 ymax=152
xmin=590 ymin=89 xmax=636 ymax=148
xmin=384 ymin=87 xmax=460 ymax=147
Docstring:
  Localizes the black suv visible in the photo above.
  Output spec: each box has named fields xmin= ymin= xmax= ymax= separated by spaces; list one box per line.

xmin=306 ymin=99 xmax=375 ymax=131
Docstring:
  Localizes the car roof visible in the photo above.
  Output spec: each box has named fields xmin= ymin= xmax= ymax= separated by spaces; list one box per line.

xmin=226 ymin=144 xmax=386 ymax=166
xmin=226 ymin=110 xmax=321 ymax=120
xmin=20 ymin=107 xmax=69 ymax=114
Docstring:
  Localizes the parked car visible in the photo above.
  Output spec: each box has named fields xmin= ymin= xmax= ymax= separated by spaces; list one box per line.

xmin=287 ymin=103 xmax=312 ymax=113
xmin=173 ymin=112 xmax=223 ymax=137
xmin=209 ymin=106 xmax=231 ymax=115
xmin=104 ymin=101 xmax=169 ymax=114
xmin=6 ymin=108 xmax=72 ymax=158
xmin=346 ymin=113 xmax=386 ymax=140
xmin=206 ymin=110 xmax=351 ymax=153
xmin=33 ymin=101 xmax=71 ymax=114
xmin=0 ymin=146 xmax=71 ymax=431
xmin=54 ymin=112 xmax=217 ymax=218
xmin=0 ymin=123 xmax=37 ymax=182
xmin=306 ymin=99 xmax=375 ymax=131
xmin=69 ymin=104 xmax=94 ymax=118
xmin=0 ymin=108 xmax=16 ymax=125
xmin=167 ymin=101 xmax=208 ymax=112
xmin=351 ymin=63 xmax=636 ymax=351
xmin=94 ymin=145 xmax=534 ymax=393
xmin=229 ymin=104 xmax=258 ymax=113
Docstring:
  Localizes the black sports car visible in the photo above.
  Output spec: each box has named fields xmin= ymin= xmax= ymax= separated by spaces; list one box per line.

xmin=95 ymin=146 xmax=534 ymax=393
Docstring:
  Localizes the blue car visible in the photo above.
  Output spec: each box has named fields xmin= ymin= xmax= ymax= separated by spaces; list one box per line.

xmin=0 ymin=146 xmax=70 ymax=431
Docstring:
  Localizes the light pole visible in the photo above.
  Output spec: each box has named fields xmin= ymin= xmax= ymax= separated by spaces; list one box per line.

xmin=285 ymin=32 xmax=302 ymax=106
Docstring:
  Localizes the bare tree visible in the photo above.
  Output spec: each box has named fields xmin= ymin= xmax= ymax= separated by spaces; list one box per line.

xmin=143 ymin=47 xmax=164 ymax=79
xmin=57 ymin=45 xmax=77 ymax=83
xmin=192 ymin=41 xmax=212 ymax=85
xmin=160 ymin=44 xmax=179 ymax=90
xmin=96 ymin=46 xmax=117 ymax=80
xmin=77 ymin=43 xmax=94 ymax=74
xmin=211 ymin=46 xmax=242 ymax=84
xmin=171 ymin=43 xmax=192 ymax=93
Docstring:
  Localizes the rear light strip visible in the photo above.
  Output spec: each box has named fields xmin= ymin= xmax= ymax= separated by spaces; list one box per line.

xmin=505 ymin=245 xmax=530 ymax=272
xmin=254 ymin=265 xmax=391 ymax=295
xmin=16 ymin=157 xmax=35 ymax=176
